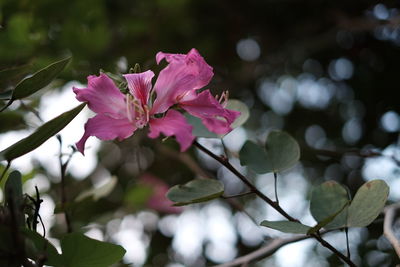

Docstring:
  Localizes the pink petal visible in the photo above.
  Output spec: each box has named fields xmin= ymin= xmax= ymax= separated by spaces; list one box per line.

xmin=123 ymin=70 xmax=155 ymax=106
xmin=148 ymin=110 xmax=195 ymax=151
xmin=76 ymin=114 xmax=136 ymax=154
xmin=73 ymin=73 xmax=127 ymax=119
xmin=180 ymin=90 xmax=241 ymax=134
xmin=151 ymin=49 xmax=213 ymax=114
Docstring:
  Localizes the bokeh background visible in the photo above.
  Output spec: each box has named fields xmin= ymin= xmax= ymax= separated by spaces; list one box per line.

xmin=1 ymin=0 xmax=400 ymax=266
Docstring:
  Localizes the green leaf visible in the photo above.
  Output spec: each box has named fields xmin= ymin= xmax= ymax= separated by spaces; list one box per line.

xmin=310 ymin=181 xmax=349 ymax=230
xmin=225 ymin=99 xmax=249 ymax=129
xmin=310 ymin=180 xmax=389 ymax=229
xmin=264 ymin=131 xmax=300 ymax=173
xmin=76 ymin=176 xmax=118 ymax=202
xmin=185 ymin=113 xmax=218 ymax=138
xmin=11 ymin=57 xmax=71 ymax=100
xmin=260 ymin=220 xmax=311 ymax=234
xmin=61 ymin=232 xmax=126 ymax=267
xmin=239 ymin=131 xmax=300 ymax=173
xmin=5 ymin=170 xmax=24 ymax=226
xmin=239 ymin=140 xmax=269 ymax=173
xmin=166 ymin=179 xmax=224 ymax=206
xmin=347 ymin=180 xmax=389 ymax=227
xmin=23 ymin=229 xmax=62 ymax=266
xmin=0 ymin=103 xmax=85 ymax=162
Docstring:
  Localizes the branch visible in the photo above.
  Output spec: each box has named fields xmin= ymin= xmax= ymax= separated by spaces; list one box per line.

xmin=212 ymin=234 xmax=315 ymax=267
xmin=193 ymin=140 xmax=356 ymax=267
xmin=193 ymin=141 xmax=297 ymax=222
xmin=57 ymin=136 xmax=75 ymax=233
xmin=384 ymin=202 xmax=400 ymax=258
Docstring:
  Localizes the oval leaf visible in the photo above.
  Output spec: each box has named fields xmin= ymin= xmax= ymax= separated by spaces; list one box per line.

xmin=61 ymin=233 xmax=126 ymax=267
xmin=347 ymin=179 xmax=389 ymax=227
xmin=11 ymin=57 xmax=71 ymax=100
xmin=0 ymin=103 xmax=85 ymax=162
xmin=239 ymin=140 xmax=270 ymax=173
xmin=226 ymin=99 xmax=249 ymax=129
xmin=310 ymin=181 xmax=349 ymax=230
xmin=166 ymin=179 xmax=224 ymax=206
xmin=260 ymin=220 xmax=311 ymax=234
xmin=264 ymin=130 xmax=300 ymax=173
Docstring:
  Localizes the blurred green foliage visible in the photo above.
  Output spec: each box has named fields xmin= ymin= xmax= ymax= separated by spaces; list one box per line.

xmin=1 ymin=0 xmax=400 ymax=266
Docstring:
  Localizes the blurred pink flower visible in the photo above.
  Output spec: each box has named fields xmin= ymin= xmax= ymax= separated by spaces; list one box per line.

xmin=74 ymin=49 xmax=240 ymax=154
xmin=139 ymin=173 xmax=182 ymax=214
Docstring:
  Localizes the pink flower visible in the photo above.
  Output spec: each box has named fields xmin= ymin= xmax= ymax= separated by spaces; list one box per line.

xmin=73 ymin=49 xmax=240 ymax=154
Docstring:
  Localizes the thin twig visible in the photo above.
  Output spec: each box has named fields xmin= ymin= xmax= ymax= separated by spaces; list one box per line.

xmin=273 ymin=172 xmax=279 ymax=204
xmin=193 ymin=141 xmax=297 ymax=222
xmin=226 ymin=198 xmax=259 ymax=227
xmin=0 ymin=99 xmax=13 ymax=112
xmin=307 ymin=145 xmax=400 ymax=167
xmin=345 ymin=227 xmax=350 ymax=259
xmin=19 ymin=101 xmax=43 ymax=122
xmin=57 ymin=136 xmax=74 ymax=233
xmin=193 ymin=140 xmax=356 ymax=267
xmin=384 ymin=202 xmax=400 ymax=258
xmin=212 ymin=233 xmax=317 ymax=267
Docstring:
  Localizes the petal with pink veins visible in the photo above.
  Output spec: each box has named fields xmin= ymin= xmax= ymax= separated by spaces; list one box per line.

xmin=151 ymin=49 xmax=213 ymax=114
xmin=180 ymin=90 xmax=241 ymax=134
xmin=123 ymin=70 xmax=155 ymax=106
xmin=76 ymin=114 xmax=136 ymax=154
xmin=148 ymin=110 xmax=195 ymax=151
xmin=73 ymin=73 xmax=127 ymax=119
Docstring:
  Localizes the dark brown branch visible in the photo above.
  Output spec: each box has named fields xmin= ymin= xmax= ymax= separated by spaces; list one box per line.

xmin=193 ymin=141 xmax=297 ymax=222
xmin=193 ymin=140 xmax=357 ymax=267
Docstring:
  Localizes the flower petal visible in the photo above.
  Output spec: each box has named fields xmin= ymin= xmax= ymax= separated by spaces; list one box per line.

xmin=73 ymin=73 xmax=126 ymax=119
xmin=148 ymin=110 xmax=195 ymax=151
xmin=123 ymin=70 xmax=155 ymax=106
xmin=151 ymin=49 xmax=213 ymax=114
xmin=76 ymin=114 xmax=136 ymax=154
xmin=180 ymin=90 xmax=241 ymax=134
